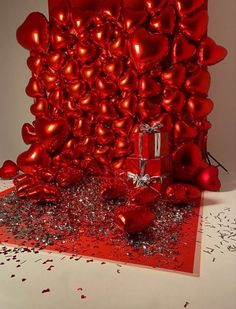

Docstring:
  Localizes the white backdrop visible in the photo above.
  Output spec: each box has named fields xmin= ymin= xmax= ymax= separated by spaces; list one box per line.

xmin=0 ymin=0 xmax=235 ymax=173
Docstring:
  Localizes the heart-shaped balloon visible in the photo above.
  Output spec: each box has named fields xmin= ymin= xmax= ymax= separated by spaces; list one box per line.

xmin=162 ymin=87 xmax=186 ymax=113
xmin=161 ymin=64 xmax=186 ymax=87
xmin=174 ymin=120 xmax=198 ymax=142
xmin=73 ymin=117 xmax=91 ymax=137
xmin=0 ymin=160 xmax=19 ymax=179
xmin=50 ymin=24 xmax=69 ymax=50
xmin=78 ymin=92 xmax=98 ymax=112
xmin=109 ymin=28 xmax=128 ymax=57
xmin=26 ymin=77 xmax=44 ymax=98
xmin=139 ymin=97 xmax=162 ymax=121
xmin=124 ymin=0 xmax=146 ymax=10
xmin=30 ymin=98 xmax=49 ymax=118
xmin=123 ymin=8 xmax=148 ymax=32
xmin=22 ymin=123 xmax=38 ymax=145
xmin=96 ymin=77 xmax=117 ymax=99
xmin=50 ymin=4 xmax=69 ymax=26
xmin=95 ymin=123 xmax=115 ymax=145
xmin=17 ymin=144 xmax=51 ymax=174
xmin=185 ymin=69 xmax=211 ymax=95
xmin=198 ymin=37 xmax=228 ymax=66
xmin=114 ymin=137 xmax=133 ymax=157
xmin=129 ymin=27 xmax=169 ymax=72
xmin=103 ymin=57 xmax=124 ymax=80
xmin=46 ymin=51 xmax=66 ymax=71
xmin=129 ymin=187 xmax=160 ymax=207
xmin=35 ymin=118 xmax=71 ymax=153
xmin=91 ymin=22 xmax=112 ymax=47
xmin=139 ymin=75 xmax=162 ymax=97
xmin=16 ymin=12 xmax=49 ymax=52
xmin=66 ymin=80 xmax=86 ymax=99
xmin=166 ymin=183 xmax=201 ymax=203
xmin=175 ymin=0 xmax=205 ymax=16
xmin=196 ymin=166 xmax=221 ymax=191
xmin=150 ymin=5 xmax=176 ymax=34
xmin=187 ymin=96 xmax=214 ymax=119
xmin=40 ymin=70 xmax=58 ymax=91
xmin=49 ymin=87 xmax=64 ymax=109
xmin=145 ymin=0 xmax=168 ymax=14
xmin=112 ymin=117 xmax=134 ymax=137
xmin=61 ymin=59 xmax=79 ymax=80
xmin=116 ymin=206 xmax=155 ymax=234
xmin=173 ymin=143 xmax=207 ymax=182
xmin=98 ymin=101 xmax=118 ymax=122
xmin=151 ymin=113 xmax=173 ymax=132
xmin=72 ymin=8 xmax=93 ymax=32
xmin=179 ymin=10 xmax=208 ymax=41
xmin=27 ymin=55 xmax=44 ymax=75
xmin=27 ymin=183 xmax=61 ymax=203
xmin=172 ymin=34 xmax=196 ymax=63
xmin=75 ymin=41 xmax=98 ymax=64
xmin=119 ymin=69 xmax=138 ymax=92
xmin=81 ymin=63 xmax=100 ymax=86
xmin=118 ymin=93 xmax=138 ymax=117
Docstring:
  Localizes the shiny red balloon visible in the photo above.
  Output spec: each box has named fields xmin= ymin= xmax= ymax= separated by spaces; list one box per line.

xmin=26 ymin=77 xmax=44 ymax=98
xmin=0 ymin=160 xmax=19 ymax=179
xmin=123 ymin=8 xmax=148 ymax=32
xmin=174 ymin=120 xmax=198 ymax=142
xmin=22 ymin=123 xmax=38 ymax=145
xmin=129 ymin=187 xmax=160 ymax=207
xmin=162 ymin=87 xmax=186 ymax=113
xmin=139 ymin=97 xmax=162 ymax=121
xmin=27 ymin=55 xmax=44 ymax=75
xmin=151 ymin=113 xmax=173 ymax=132
xmin=145 ymin=0 xmax=168 ymax=14
xmin=46 ymin=51 xmax=66 ymax=71
xmin=139 ymin=75 xmax=162 ymax=97
xmin=150 ymin=5 xmax=176 ymax=34
xmin=161 ymin=64 xmax=186 ymax=87
xmin=166 ymin=183 xmax=201 ymax=203
xmin=112 ymin=117 xmax=134 ymax=137
xmin=176 ymin=0 xmax=205 ymax=16
xmin=198 ymin=37 xmax=228 ymax=66
xmin=16 ymin=12 xmax=49 ymax=52
xmin=17 ymin=144 xmax=51 ymax=174
xmin=196 ymin=166 xmax=221 ymax=191
xmin=119 ymin=69 xmax=138 ymax=92
xmin=96 ymin=77 xmax=117 ymax=99
xmin=172 ymin=34 xmax=196 ymax=63
xmin=40 ymin=70 xmax=58 ymax=91
xmin=118 ymin=93 xmax=138 ymax=117
xmin=129 ymin=27 xmax=169 ymax=72
xmin=61 ymin=59 xmax=79 ymax=80
xmin=185 ymin=69 xmax=211 ymax=96
xmin=187 ymin=96 xmax=214 ymax=119
xmin=30 ymin=98 xmax=49 ymax=118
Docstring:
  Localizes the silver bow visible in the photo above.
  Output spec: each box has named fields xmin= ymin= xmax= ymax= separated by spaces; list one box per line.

xmin=139 ymin=123 xmax=163 ymax=133
xmin=127 ymin=172 xmax=162 ymax=187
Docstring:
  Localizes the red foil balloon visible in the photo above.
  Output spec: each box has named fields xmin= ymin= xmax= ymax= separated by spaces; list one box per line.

xmin=129 ymin=187 xmax=160 ymax=207
xmin=150 ymin=5 xmax=176 ymax=34
xmin=139 ymin=75 xmax=162 ymax=97
xmin=172 ymin=34 xmax=196 ymax=63
xmin=185 ymin=69 xmax=211 ymax=96
xmin=16 ymin=12 xmax=49 ymax=52
xmin=27 ymin=55 xmax=44 ymax=75
xmin=198 ymin=37 xmax=228 ymax=66
xmin=162 ymin=87 xmax=186 ymax=113
xmin=166 ymin=183 xmax=201 ymax=203
xmin=161 ymin=64 xmax=186 ymax=87
xmin=119 ymin=69 xmax=138 ymax=92
xmin=145 ymin=0 xmax=168 ymax=14
xmin=0 ymin=160 xmax=19 ymax=179
xmin=187 ymin=96 xmax=214 ymax=119
xmin=176 ymin=0 xmax=205 ymax=16
xmin=174 ymin=120 xmax=198 ymax=142
xmin=123 ymin=9 xmax=148 ymax=33
xmin=22 ymin=123 xmax=38 ymax=145
xmin=196 ymin=166 xmax=221 ymax=192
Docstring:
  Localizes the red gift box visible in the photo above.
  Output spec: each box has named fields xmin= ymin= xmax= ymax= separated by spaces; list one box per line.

xmin=131 ymin=124 xmax=169 ymax=159
xmin=126 ymin=157 xmax=172 ymax=193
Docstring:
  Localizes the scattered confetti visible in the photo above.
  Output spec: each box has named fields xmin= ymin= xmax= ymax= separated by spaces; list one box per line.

xmin=81 ymin=295 xmax=86 ymax=300
xmin=42 ymin=288 xmax=50 ymax=294
xmin=184 ymin=301 xmax=190 ymax=308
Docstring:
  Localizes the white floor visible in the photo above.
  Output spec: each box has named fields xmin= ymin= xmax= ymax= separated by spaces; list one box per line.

xmin=0 ymin=172 xmax=236 ymax=309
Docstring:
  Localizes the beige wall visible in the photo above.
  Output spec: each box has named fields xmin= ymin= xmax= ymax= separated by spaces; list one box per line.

xmin=0 ymin=0 xmax=235 ymax=173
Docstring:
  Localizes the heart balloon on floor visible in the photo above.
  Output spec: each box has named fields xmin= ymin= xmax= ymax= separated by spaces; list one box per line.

xmin=0 ymin=0 xmax=228 ymax=210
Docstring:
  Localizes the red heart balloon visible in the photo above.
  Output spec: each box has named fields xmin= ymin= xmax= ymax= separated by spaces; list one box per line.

xmin=75 ymin=41 xmax=98 ymax=64
xmin=124 ymin=0 xmax=146 ymax=10
xmin=139 ymin=75 xmax=162 ymax=97
xmin=66 ymin=80 xmax=86 ymax=99
xmin=96 ymin=77 xmax=117 ymax=99
xmin=123 ymin=8 xmax=148 ymax=32
xmin=161 ymin=64 xmax=186 ymax=87
xmin=139 ymin=97 xmax=162 ymax=121
xmin=179 ymin=10 xmax=208 ymax=41
xmin=17 ymin=144 xmax=51 ymax=174
xmin=187 ymin=96 xmax=214 ymax=119
xmin=150 ymin=5 xmax=176 ymax=34
xmin=0 ymin=160 xmax=19 ymax=179
xmin=173 ymin=143 xmax=206 ymax=182
xmin=198 ymin=37 xmax=228 ymax=66
xmin=129 ymin=27 xmax=169 ymax=72
xmin=91 ymin=22 xmax=112 ymax=47
xmin=118 ymin=93 xmax=138 ymax=117
xmin=174 ymin=120 xmax=198 ymax=142
xmin=25 ymin=77 xmax=44 ymax=98
xmin=162 ymin=87 xmax=186 ymax=113
xmin=72 ymin=8 xmax=93 ymax=32
xmin=95 ymin=123 xmax=115 ymax=145
xmin=16 ymin=12 xmax=49 ymax=52
xmin=119 ymin=69 xmax=138 ymax=92
xmin=196 ymin=166 xmax=221 ymax=191
xmin=49 ymin=87 xmax=64 ymax=109
xmin=172 ymin=34 xmax=196 ymax=63
xmin=116 ymin=206 xmax=155 ymax=234
xmin=78 ymin=92 xmax=98 ymax=112
xmin=109 ymin=28 xmax=128 ymax=57
xmin=61 ymin=59 xmax=79 ymax=80
xmin=50 ymin=4 xmax=69 ymax=26
xmin=151 ymin=113 xmax=173 ymax=132
xmin=27 ymin=55 xmax=44 ymax=75
xmin=114 ymin=137 xmax=133 ymax=157
xmin=40 ymin=70 xmax=58 ymax=91
xmin=50 ymin=24 xmax=69 ymax=50
xmin=22 ymin=123 xmax=38 ymax=145
xmin=81 ymin=63 xmax=100 ymax=86
xmin=27 ymin=183 xmax=61 ymax=203
xmin=185 ymin=69 xmax=211 ymax=95
xmin=103 ymin=57 xmax=124 ymax=80
xmin=30 ymin=98 xmax=49 ymax=118
xmin=35 ymin=118 xmax=71 ymax=153
xmin=112 ymin=117 xmax=134 ymax=137
xmin=145 ymin=0 xmax=168 ymax=14
xmin=176 ymin=0 xmax=205 ymax=16
xmin=73 ymin=117 xmax=91 ymax=137
xmin=166 ymin=183 xmax=201 ymax=203
xmin=46 ymin=51 xmax=66 ymax=71
xmin=129 ymin=187 xmax=160 ymax=207
xmin=98 ymin=101 xmax=118 ymax=123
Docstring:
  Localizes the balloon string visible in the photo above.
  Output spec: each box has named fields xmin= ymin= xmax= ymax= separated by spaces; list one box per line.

xmin=206 ymin=152 xmax=229 ymax=174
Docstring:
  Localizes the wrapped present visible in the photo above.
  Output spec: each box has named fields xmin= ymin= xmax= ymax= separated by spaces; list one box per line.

xmin=131 ymin=124 xmax=169 ymax=159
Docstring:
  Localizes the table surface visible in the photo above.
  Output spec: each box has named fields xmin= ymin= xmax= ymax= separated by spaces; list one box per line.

xmin=0 ymin=172 xmax=236 ymax=309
